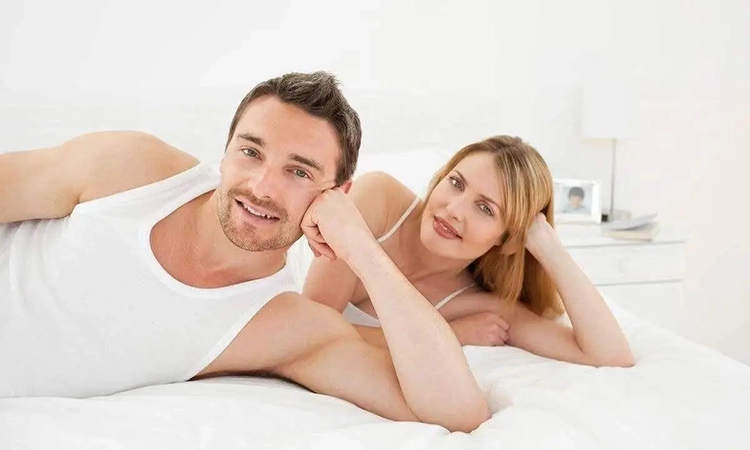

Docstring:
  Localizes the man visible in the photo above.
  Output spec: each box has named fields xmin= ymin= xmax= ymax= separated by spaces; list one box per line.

xmin=0 ymin=72 xmax=489 ymax=432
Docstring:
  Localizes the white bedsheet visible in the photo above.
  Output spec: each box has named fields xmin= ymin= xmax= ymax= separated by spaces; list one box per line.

xmin=1 ymin=303 xmax=748 ymax=450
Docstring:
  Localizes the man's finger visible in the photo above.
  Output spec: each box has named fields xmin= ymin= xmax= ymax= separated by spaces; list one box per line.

xmin=309 ymin=240 xmax=336 ymax=260
xmin=301 ymin=223 xmax=326 ymax=244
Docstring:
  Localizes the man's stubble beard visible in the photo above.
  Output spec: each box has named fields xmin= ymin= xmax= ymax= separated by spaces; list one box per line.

xmin=216 ymin=189 xmax=302 ymax=252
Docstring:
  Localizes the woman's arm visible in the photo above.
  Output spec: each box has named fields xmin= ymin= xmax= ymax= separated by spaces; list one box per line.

xmin=302 ymin=188 xmax=490 ymax=432
xmin=511 ymin=214 xmax=634 ymax=367
xmin=430 ymin=214 xmax=633 ymax=367
xmin=355 ymin=314 xmax=511 ymax=349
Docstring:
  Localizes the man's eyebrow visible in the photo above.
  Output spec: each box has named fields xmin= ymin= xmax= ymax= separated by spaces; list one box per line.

xmin=236 ymin=133 xmax=325 ymax=175
xmin=290 ymin=153 xmax=324 ymax=174
xmin=237 ymin=133 xmax=267 ymax=148
xmin=454 ymin=170 xmax=501 ymax=209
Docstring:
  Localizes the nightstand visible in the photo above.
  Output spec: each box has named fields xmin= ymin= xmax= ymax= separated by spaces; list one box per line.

xmin=556 ymin=223 xmax=689 ymax=332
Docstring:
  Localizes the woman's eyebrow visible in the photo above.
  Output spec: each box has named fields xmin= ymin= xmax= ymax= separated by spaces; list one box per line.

xmin=454 ymin=170 xmax=501 ymax=208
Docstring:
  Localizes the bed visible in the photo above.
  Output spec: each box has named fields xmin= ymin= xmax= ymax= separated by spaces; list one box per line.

xmin=2 ymin=97 xmax=749 ymax=449
xmin=2 ymin=299 xmax=749 ymax=449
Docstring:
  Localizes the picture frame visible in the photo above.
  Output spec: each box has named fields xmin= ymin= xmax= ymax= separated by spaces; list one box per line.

xmin=553 ymin=178 xmax=602 ymax=224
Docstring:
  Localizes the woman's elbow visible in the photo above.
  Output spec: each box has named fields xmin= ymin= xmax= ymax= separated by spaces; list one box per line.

xmin=441 ymin=399 xmax=492 ymax=433
xmin=586 ymin=349 xmax=635 ymax=368
xmin=614 ymin=350 xmax=635 ymax=368
xmin=607 ymin=344 xmax=635 ymax=368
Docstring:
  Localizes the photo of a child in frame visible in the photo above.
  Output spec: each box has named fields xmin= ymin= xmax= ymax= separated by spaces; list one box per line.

xmin=554 ymin=179 xmax=601 ymax=223
xmin=560 ymin=186 xmax=590 ymax=214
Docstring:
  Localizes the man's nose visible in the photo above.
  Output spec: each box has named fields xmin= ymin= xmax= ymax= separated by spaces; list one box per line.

xmin=246 ymin=165 xmax=281 ymax=200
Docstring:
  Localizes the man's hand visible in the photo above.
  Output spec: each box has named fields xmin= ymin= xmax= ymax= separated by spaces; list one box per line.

xmin=450 ymin=312 xmax=511 ymax=347
xmin=301 ymin=188 xmax=376 ymax=263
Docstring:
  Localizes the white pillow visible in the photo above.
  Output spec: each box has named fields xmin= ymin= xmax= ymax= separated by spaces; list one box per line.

xmin=288 ymin=238 xmax=315 ymax=291
xmin=353 ymin=148 xmax=455 ymax=197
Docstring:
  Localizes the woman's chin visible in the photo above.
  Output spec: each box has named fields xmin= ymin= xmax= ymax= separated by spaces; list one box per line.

xmin=420 ymin=234 xmax=456 ymax=259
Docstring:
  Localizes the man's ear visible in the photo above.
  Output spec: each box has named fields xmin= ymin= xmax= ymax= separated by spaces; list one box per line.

xmin=340 ymin=179 xmax=353 ymax=194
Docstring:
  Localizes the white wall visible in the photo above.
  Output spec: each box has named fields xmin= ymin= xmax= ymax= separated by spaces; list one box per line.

xmin=2 ymin=0 xmax=748 ymax=362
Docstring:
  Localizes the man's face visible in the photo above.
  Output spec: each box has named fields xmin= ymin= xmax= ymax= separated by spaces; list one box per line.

xmin=217 ymin=96 xmax=340 ymax=252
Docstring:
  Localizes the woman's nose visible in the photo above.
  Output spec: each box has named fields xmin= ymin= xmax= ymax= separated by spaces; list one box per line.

xmin=445 ymin=198 xmax=464 ymax=222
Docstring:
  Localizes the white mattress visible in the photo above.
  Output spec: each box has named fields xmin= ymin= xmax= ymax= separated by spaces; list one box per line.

xmin=1 ymin=302 xmax=748 ymax=450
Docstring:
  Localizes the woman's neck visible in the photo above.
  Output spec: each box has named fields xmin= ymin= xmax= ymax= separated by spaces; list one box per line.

xmin=397 ymin=208 xmax=474 ymax=284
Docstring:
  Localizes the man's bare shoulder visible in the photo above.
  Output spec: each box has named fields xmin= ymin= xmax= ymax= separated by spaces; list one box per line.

xmin=70 ymin=130 xmax=200 ymax=203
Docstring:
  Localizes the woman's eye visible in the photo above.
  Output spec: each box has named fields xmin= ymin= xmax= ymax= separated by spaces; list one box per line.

xmin=241 ymin=148 xmax=259 ymax=158
xmin=479 ymin=204 xmax=493 ymax=216
xmin=449 ymin=176 xmax=463 ymax=189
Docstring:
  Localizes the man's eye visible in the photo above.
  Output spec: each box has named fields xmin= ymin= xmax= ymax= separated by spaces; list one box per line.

xmin=241 ymin=148 xmax=259 ymax=158
xmin=294 ymin=169 xmax=310 ymax=179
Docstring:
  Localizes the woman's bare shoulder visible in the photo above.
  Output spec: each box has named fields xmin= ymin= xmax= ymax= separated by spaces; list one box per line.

xmin=348 ymin=171 xmax=420 ymax=239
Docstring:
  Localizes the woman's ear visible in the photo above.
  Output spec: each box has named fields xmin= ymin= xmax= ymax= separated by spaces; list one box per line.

xmin=497 ymin=231 xmax=524 ymax=255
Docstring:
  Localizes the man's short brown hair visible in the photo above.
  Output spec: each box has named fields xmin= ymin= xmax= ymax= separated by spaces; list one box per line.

xmin=226 ymin=71 xmax=361 ymax=185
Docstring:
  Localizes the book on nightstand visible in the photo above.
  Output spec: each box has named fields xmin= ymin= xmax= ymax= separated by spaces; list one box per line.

xmin=602 ymin=221 xmax=661 ymax=241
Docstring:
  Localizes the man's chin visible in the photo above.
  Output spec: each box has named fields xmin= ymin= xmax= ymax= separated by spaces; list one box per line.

xmin=226 ymin=230 xmax=299 ymax=253
xmin=229 ymin=236 xmax=284 ymax=252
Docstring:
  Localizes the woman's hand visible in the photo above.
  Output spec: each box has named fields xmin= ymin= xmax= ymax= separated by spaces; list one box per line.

xmin=450 ymin=312 xmax=511 ymax=347
xmin=516 ymin=212 xmax=634 ymax=367
xmin=524 ymin=212 xmax=561 ymax=260
xmin=301 ymin=188 xmax=376 ymax=264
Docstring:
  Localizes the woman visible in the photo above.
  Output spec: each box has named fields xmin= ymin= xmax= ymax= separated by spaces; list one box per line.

xmin=303 ymin=135 xmax=633 ymax=367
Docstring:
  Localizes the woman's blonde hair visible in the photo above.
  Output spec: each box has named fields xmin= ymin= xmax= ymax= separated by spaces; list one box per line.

xmin=423 ymin=136 xmax=564 ymax=318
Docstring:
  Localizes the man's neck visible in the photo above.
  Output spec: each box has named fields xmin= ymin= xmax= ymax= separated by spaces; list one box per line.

xmin=186 ymin=192 xmax=288 ymax=286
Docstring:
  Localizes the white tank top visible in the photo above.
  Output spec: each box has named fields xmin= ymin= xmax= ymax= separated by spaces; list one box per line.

xmin=342 ymin=196 xmax=475 ymax=327
xmin=0 ymin=162 xmax=294 ymax=398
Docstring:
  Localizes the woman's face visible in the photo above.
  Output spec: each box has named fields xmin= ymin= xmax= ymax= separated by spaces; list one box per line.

xmin=420 ymin=152 xmax=507 ymax=261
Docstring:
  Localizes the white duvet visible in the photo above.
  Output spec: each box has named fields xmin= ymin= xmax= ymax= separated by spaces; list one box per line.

xmin=1 ymin=302 xmax=748 ymax=450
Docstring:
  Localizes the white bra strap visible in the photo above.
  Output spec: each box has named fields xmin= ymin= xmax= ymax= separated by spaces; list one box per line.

xmin=377 ymin=196 xmax=420 ymax=243
xmin=434 ymin=283 xmax=476 ymax=310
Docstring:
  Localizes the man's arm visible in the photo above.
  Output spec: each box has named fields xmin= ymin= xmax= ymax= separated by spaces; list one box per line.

xmin=347 ymin=242 xmax=491 ymax=430
xmin=195 ymin=293 xmax=419 ymax=424
xmin=0 ymin=131 xmax=197 ymax=224
xmin=303 ymin=172 xmax=407 ymax=312
xmin=301 ymin=189 xmax=492 ymax=432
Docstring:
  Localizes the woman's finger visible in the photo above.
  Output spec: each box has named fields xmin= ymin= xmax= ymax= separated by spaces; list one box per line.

xmin=498 ymin=328 xmax=510 ymax=343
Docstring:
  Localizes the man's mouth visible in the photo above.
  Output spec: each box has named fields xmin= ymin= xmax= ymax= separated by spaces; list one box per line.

xmin=236 ymin=200 xmax=280 ymax=221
